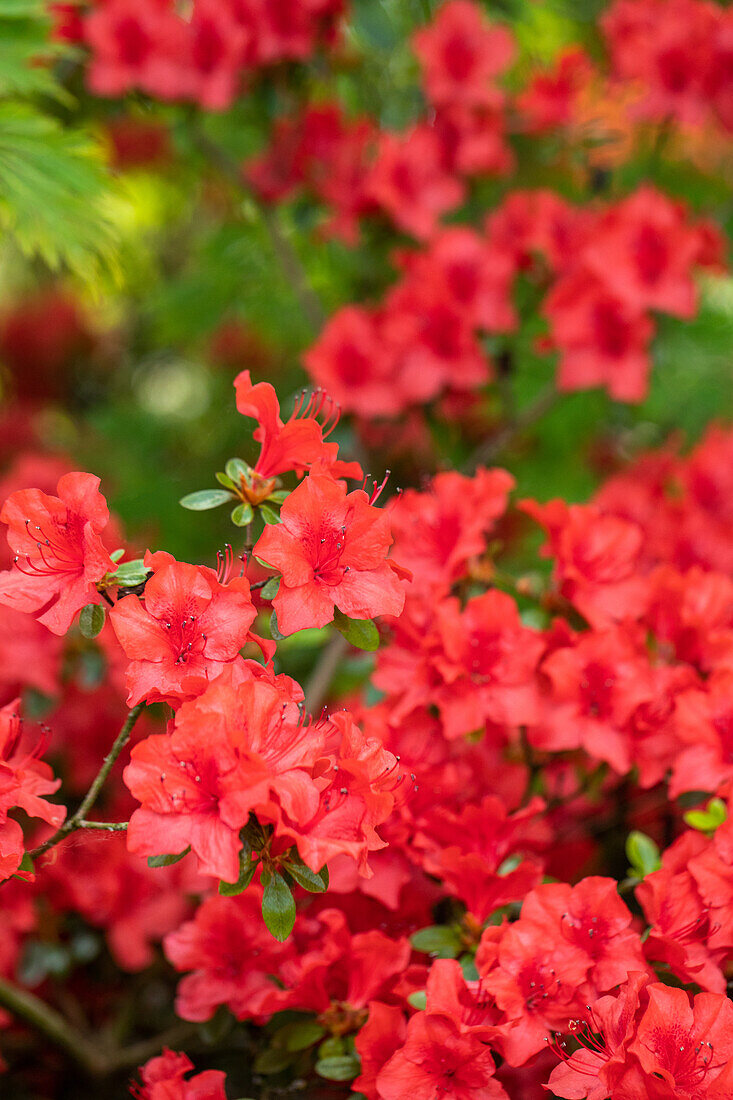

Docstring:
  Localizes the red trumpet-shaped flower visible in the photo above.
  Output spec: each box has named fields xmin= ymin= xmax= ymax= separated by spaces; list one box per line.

xmin=0 ymin=471 xmax=116 ymax=636
xmin=131 ymin=1048 xmax=227 ymax=1100
xmin=254 ymin=472 xmax=407 ymax=636
xmin=234 ymin=369 xmax=361 ymax=483
xmin=123 ymin=667 xmax=322 ymax=882
xmin=629 ymin=984 xmax=733 ymax=1097
xmin=0 ymin=699 xmax=65 ymax=882
xmin=110 ymin=551 xmax=257 ymax=707
xmin=377 ymin=1012 xmax=508 ymax=1100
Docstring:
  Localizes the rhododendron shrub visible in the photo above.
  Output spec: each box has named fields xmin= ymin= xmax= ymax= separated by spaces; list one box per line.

xmin=0 ymin=0 xmax=732 ymax=1098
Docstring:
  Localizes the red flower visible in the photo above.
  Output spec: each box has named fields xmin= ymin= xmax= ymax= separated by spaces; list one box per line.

xmin=0 ymin=471 xmax=116 ymax=636
xmin=629 ymin=984 xmax=733 ymax=1097
xmin=164 ymin=890 xmax=295 ymax=1022
xmin=602 ymin=0 xmax=724 ymax=128
xmin=85 ymin=0 xmax=186 ymax=100
xmin=394 ymin=229 xmax=516 ymax=333
xmin=547 ymin=972 xmax=649 ymax=1100
xmin=123 ymin=667 xmax=321 ymax=882
xmin=254 ymin=472 xmax=406 ymax=636
xmin=581 ymin=187 xmax=703 ymax=319
xmin=414 ymin=796 xmax=548 ymax=923
xmin=377 ymin=1012 xmax=508 ymax=1100
xmin=669 ymin=671 xmax=733 ymax=797
xmin=131 ymin=1048 xmax=227 ymax=1100
xmin=389 ymin=466 xmax=514 ymax=598
xmin=110 ymin=551 xmax=257 ymax=707
xmin=365 ymin=125 xmax=465 ymax=240
xmin=480 ymin=917 xmax=590 ymax=1066
xmin=433 ymin=590 xmax=545 ymax=738
xmin=531 ymin=627 xmax=654 ymax=773
xmin=183 ymin=0 xmax=250 ymax=111
xmin=234 ymin=369 xmax=360 ymax=482
xmin=519 ymin=879 xmax=648 ymax=995
xmin=276 ymin=708 xmax=411 ymax=876
xmin=0 ymin=700 xmax=65 ymax=882
xmin=522 ymin=498 xmax=649 ymax=628
xmin=544 ymin=271 xmax=655 ymax=403
xmin=636 ymin=852 xmax=727 ymax=993
xmin=354 ymin=1002 xmax=408 ymax=1100
xmin=412 ymin=0 xmax=514 ymax=109
xmin=518 ymin=48 xmax=593 ymax=133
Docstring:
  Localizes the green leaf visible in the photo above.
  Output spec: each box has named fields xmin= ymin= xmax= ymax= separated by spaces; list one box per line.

xmin=315 ymin=1055 xmax=360 ymax=1082
xmin=626 ymin=831 xmax=661 ymax=879
xmin=407 ymin=990 xmax=427 ymax=1011
xmin=231 ymin=502 xmax=254 ymax=527
xmin=180 ymin=489 xmax=235 ymax=510
xmin=277 ymin=1019 xmax=326 ymax=1052
xmin=284 ymin=860 xmax=328 ymax=893
xmin=216 ymin=471 xmax=237 ymax=489
xmin=270 ymin=610 xmax=285 ymax=641
xmin=260 ymin=576 xmax=281 ymax=600
xmin=261 ymin=872 xmax=296 ymax=941
xmin=684 ymin=798 xmax=727 ymax=835
xmin=459 ymin=953 xmax=479 ymax=981
xmin=0 ymin=4 xmax=67 ymax=100
xmin=12 ymin=850 xmax=34 ymax=880
xmin=78 ymin=603 xmax=106 ymax=639
xmin=253 ymin=1048 xmax=294 ymax=1075
xmin=259 ymin=503 xmax=280 ymax=525
xmin=497 ymin=853 xmax=523 ymax=876
xmin=225 ymin=458 xmax=249 ymax=482
xmin=148 ymin=849 xmax=190 ymax=868
xmin=332 ymin=608 xmax=380 ymax=651
xmin=0 ymin=105 xmax=119 ymax=280
xmin=107 ymin=559 xmax=149 ymax=587
xmin=219 ymin=849 xmax=257 ymax=896
xmin=110 ymin=549 xmax=126 ymax=563
xmin=318 ymin=1036 xmax=345 ymax=1059
xmin=268 ymin=490 xmax=290 ymax=504
xmin=410 ymin=926 xmax=462 ymax=958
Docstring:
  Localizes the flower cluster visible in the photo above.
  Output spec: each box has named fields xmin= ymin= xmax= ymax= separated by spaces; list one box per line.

xmin=0 ymin=0 xmax=732 ymax=1097
xmin=79 ymin=0 xmax=345 ymax=110
xmin=306 ymin=182 xmax=721 ymax=416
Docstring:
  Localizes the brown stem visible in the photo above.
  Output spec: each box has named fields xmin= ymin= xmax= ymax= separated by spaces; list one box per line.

xmin=0 ymin=975 xmax=109 ymax=1077
xmin=0 ymin=974 xmax=196 ymax=1078
xmin=29 ymin=703 xmax=145 ymax=862
xmin=190 ymin=128 xmax=325 ymax=332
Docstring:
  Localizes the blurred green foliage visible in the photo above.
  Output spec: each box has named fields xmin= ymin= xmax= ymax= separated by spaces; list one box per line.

xmin=0 ymin=0 xmax=730 ymax=575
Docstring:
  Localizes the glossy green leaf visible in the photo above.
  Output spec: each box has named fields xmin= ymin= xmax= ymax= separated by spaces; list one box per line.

xmin=148 ymin=848 xmax=190 ymax=868
xmin=315 ymin=1055 xmax=360 ymax=1082
xmin=261 ymin=871 xmax=296 ymax=941
xmin=180 ymin=489 xmax=234 ymax=510
xmin=284 ymin=860 xmax=328 ymax=893
xmin=626 ymin=831 xmax=661 ymax=878
xmin=333 ymin=608 xmax=380 ymax=651
xmin=231 ymin=502 xmax=254 ymax=527
xmin=78 ymin=603 xmax=106 ymax=639
xmin=410 ymin=925 xmax=462 ymax=958
xmin=259 ymin=503 xmax=280 ymax=525
xmin=259 ymin=576 xmax=281 ymax=600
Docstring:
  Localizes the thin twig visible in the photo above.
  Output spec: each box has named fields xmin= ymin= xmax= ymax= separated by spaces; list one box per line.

xmin=30 ymin=703 xmax=145 ymax=862
xmin=0 ymin=975 xmax=109 ymax=1077
xmin=304 ymin=633 xmax=349 ymax=715
xmin=0 ymin=974 xmax=196 ymax=1078
xmin=190 ymin=128 xmax=325 ymax=332
xmin=78 ymin=820 xmax=129 ymax=832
